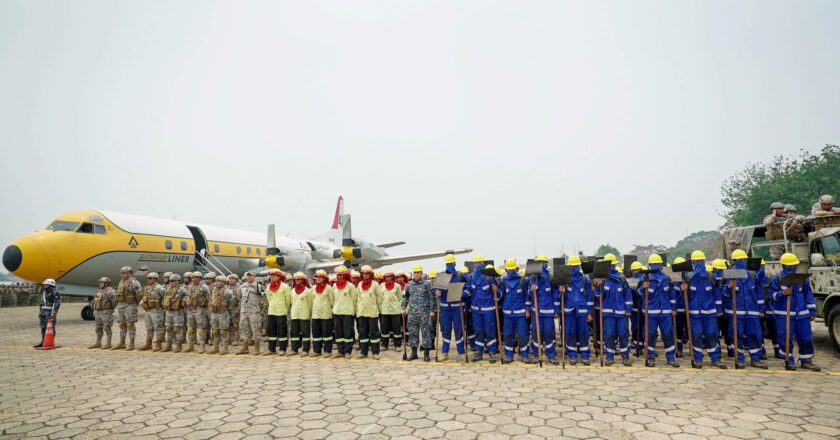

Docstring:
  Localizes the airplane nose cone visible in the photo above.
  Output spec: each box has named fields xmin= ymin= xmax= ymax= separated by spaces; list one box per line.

xmin=3 ymin=245 xmax=22 ymax=272
xmin=4 ymin=238 xmax=50 ymax=282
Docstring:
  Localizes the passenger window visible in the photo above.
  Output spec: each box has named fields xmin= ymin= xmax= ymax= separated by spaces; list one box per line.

xmin=214 ymin=244 xmax=220 ymax=253
xmin=256 ymin=248 xmax=261 ymax=256
xmin=821 ymin=236 xmax=840 ymax=259
xmin=247 ymin=247 xmax=252 ymax=255
xmin=236 ymin=246 xmax=242 ymax=254
xmin=181 ymin=241 xmax=188 ymax=251
xmin=77 ymin=223 xmax=94 ymax=234
xmin=94 ymin=225 xmax=107 ymax=235
xmin=165 ymin=240 xmax=173 ymax=250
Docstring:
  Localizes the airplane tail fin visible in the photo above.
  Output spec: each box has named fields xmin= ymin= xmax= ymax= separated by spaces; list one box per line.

xmin=314 ymin=196 xmax=344 ymax=246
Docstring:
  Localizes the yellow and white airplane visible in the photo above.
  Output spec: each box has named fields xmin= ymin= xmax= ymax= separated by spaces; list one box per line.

xmin=3 ymin=196 xmax=471 ymax=319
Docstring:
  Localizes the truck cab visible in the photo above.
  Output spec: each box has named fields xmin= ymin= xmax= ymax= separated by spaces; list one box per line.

xmin=722 ymin=215 xmax=840 ymax=353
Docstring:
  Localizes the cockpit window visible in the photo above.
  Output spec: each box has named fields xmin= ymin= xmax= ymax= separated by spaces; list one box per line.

xmin=47 ymin=221 xmax=80 ymax=231
xmin=77 ymin=223 xmax=94 ymax=234
xmin=94 ymin=225 xmax=107 ymax=235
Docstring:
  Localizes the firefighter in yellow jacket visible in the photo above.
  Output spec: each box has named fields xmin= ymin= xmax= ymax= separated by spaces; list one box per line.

xmin=331 ymin=266 xmax=358 ymax=358
xmin=265 ymin=268 xmax=292 ymax=355
xmin=356 ymin=265 xmax=384 ymax=359
xmin=379 ymin=272 xmax=404 ymax=351
xmin=311 ymin=270 xmax=335 ymax=357
xmin=289 ymin=272 xmax=314 ymax=356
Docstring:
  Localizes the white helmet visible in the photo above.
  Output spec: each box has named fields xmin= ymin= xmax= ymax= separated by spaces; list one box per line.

xmin=42 ymin=278 xmax=56 ymax=287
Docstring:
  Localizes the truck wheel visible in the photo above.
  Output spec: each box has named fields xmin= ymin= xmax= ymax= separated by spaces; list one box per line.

xmin=828 ymin=304 xmax=840 ymax=354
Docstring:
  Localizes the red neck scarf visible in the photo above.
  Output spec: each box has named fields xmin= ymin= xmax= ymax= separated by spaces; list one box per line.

xmin=315 ymin=282 xmax=326 ymax=294
xmin=294 ymin=280 xmax=310 ymax=294
xmin=384 ymin=280 xmax=395 ymax=290
xmin=361 ymin=277 xmax=373 ymax=291
xmin=269 ymin=280 xmax=282 ymax=291
xmin=336 ymin=279 xmax=348 ymax=289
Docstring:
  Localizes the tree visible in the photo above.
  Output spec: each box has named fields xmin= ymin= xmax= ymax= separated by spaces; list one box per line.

xmin=721 ymin=144 xmax=840 ymax=226
xmin=626 ymin=244 xmax=668 ymax=264
xmin=667 ymin=230 xmax=723 ymax=261
xmin=595 ymin=243 xmax=621 ymax=259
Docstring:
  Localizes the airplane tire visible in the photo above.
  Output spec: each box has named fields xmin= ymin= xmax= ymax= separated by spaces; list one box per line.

xmin=81 ymin=305 xmax=95 ymax=321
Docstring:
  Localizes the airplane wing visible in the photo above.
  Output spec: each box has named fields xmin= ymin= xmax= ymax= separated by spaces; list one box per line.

xmin=376 ymin=241 xmax=406 ymax=249
xmin=373 ymin=248 xmax=473 ymax=266
xmin=305 ymin=260 xmax=347 ymax=272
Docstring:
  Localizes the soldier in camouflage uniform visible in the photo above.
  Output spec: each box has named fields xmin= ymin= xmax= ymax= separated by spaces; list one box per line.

xmin=402 ymin=265 xmax=437 ymax=362
xmin=184 ymin=272 xmax=211 ymax=353
xmin=237 ymin=271 xmax=266 ymax=355
xmin=113 ymin=266 xmax=143 ymax=350
xmin=202 ymin=272 xmax=216 ymax=344
xmin=88 ymin=277 xmax=115 ymax=349
xmin=227 ymin=274 xmax=241 ymax=346
xmin=138 ymin=272 xmax=167 ymax=351
xmin=180 ymin=271 xmax=191 ymax=342
xmin=763 ymin=202 xmax=788 ymax=260
xmin=162 ymin=274 xmax=187 ymax=352
xmin=208 ymin=275 xmax=234 ymax=355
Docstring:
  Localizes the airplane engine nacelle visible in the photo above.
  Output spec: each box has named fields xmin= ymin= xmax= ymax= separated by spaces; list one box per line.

xmin=265 ymin=253 xmax=308 ymax=271
xmin=334 ymin=246 xmax=363 ymax=261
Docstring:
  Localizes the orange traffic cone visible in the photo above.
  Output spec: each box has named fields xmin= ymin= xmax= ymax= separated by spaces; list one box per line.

xmin=35 ymin=318 xmax=60 ymax=350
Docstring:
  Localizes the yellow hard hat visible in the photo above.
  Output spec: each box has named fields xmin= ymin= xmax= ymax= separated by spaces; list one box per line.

xmin=444 ymin=254 xmax=456 ymax=264
xmin=473 ymin=254 xmax=485 ymax=263
xmin=411 ymin=264 xmax=423 ymax=273
xmin=760 ymin=259 xmax=765 ymax=266
xmin=334 ymin=265 xmax=348 ymax=273
xmin=293 ymin=272 xmax=306 ymax=280
xmin=315 ymin=270 xmax=328 ymax=277
xmin=504 ymin=259 xmax=518 ymax=271
xmin=458 ymin=265 xmax=469 ymax=274
xmin=674 ymin=257 xmax=686 ymax=264
xmin=519 ymin=269 xmax=526 ymax=277
xmin=780 ymin=253 xmax=800 ymax=266
xmin=690 ymin=250 xmax=706 ymax=261
xmin=429 ymin=270 xmax=438 ymax=279
xmin=568 ymin=256 xmax=581 ymax=266
xmin=630 ymin=261 xmax=643 ymax=271
xmin=602 ymin=253 xmax=617 ymax=264
xmin=731 ymin=249 xmax=748 ymax=260
xmin=648 ymin=254 xmax=663 ymax=265
xmin=495 ymin=267 xmax=504 ymax=276
xmin=360 ymin=265 xmax=373 ymax=273
xmin=536 ymin=254 xmax=549 ymax=263
xmin=712 ymin=259 xmax=727 ymax=270
xmin=351 ymin=270 xmax=361 ymax=278
xmin=374 ymin=271 xmax=383 ymax=279
xmin=705 ymin=264 xmax=713 ymax=272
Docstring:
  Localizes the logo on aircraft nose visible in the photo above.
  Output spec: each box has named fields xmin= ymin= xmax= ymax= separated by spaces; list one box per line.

xmin=129 ymin=236 xmax=139 ymax=248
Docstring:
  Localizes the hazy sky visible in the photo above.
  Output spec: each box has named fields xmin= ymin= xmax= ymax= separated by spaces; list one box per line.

xmin=1 ymin=1 xmax=839 ymax=273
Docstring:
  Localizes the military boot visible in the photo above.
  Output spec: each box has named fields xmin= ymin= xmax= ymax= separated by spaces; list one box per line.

xmin=197 ymin=342 xmax=206 ymax=354
xmin=163 ymin=338 xmax=172 ymax=353
xmin=220 ymin=340 xmax=229 ymax=355
xmin=423 ymin=348 xmax=431 ymax=362
xmin=112 ymin=336 xmax=126 ymax=350
xmin=173 ymin=342 xmax=182 ymax=353
xmin=408 ymin=347 xmax=418 ymax=361
xmin=182 ymin=341 xmax=194 ymax=353
xmin=235 ymin=342 xmax=250 ymax=355
xmin=127 ymin=336 xmax=135 ymax=351
xmin=153 ymin=332 xmax=165 ymax=352
xmin=102 ymin=332 xmax=112 ymax=349
xmin=207 ymin=341 xmax=219 ymax=355
xmin=253 ymin=340 xmax=261 ymax=356
xmin=89 ymin=331 xmax=103 ymax=349
xmin=138 ymin=335 xmax=153 ymax=351
xmin=153 ymin=340 xmax=163 ymax=352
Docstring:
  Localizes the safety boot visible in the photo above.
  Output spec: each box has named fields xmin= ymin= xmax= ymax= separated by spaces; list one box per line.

xmin=472 ymin=353 xmax=483 ymax=362
xmin=439 ymin=353 xmax=448 ymax=362
xmin=644 ymin=359 xmax=654 ymax=367
xmin=102 ymin=333 xmax=112 ymax=349
xmin=408 ymin=347 xmax=418 ymax=361
xmin=667 ymin=361 xmax=680 ymax=368
xmin=308 ymin=352 xmax=319 ymax=358
xmin=138 ymin=335 xmax=153 ymax=351
xmin=582 ymin=360 xmax=591 ymax=366
xmin=112 ymin=336 xmax=126 ymax=350
xmin=750 ymin=359 xmax=768 ymax=369
xmin=735 ymin=362 xmax=746 ymax=370
xmin=549 ymin=357 xmax=559 ymax=366
xmin=501 ymin=357 xmax=513 ymax=365
xmin=372 ymin=354 xmax=380 ymax=360
xmin=329 ymin=352 xmax=343 ymax=359
xmin=622 ymin=357 xmax=632 ymax=367
xmin=207 ymin=342 xmax=219 ymax=355
xmin=235 ymin=343 xmax=250 ymax=355
xmin=711 ymin=361 xmax=728 ymax=369
xmin=488 ymin=353 xmax=497 ymax=364
xmin=277 ymin=350 xmax=286 ymax=357
xmin=220 ymin=341 xmax=229 ymax=355
xmin=253 ymin=341 xmax=261 ymax=356
xmin=353 ymin=353 xmax=367 ymax=359
xmin=801 ymin=360 xmax=821 ymax=372
xmin=153 ymin=340 xmax=163 ymax=352
xmin=604 ymin=359 xmax=614 ymax=367
xmin=173 ymin=342 xmax=182 ymax=353
xmin=692 ymin=362 xmax=702 ymax=369
xmin=127 ymin=336 xmax=135 ymax=351
xmin=423 ymin=348 xmax=431 ymax=362
xmin=197 ymin=343 xmax=206 ymax=355
xmin=163 ymin=339 xmax=172 ymax=353
xmin=676 ymin=351 xmax=683 ymax=358
xmin=182 ymin=342 xmax=194 ymax=353
xmin=89 ymin=334 xmax=102 ymax=349
xmin=785 ymin=362 xmax=797 ymax=371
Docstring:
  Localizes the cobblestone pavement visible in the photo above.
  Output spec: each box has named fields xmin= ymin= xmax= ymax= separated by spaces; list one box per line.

xmin=1 ymin=304 xmax=839 ymax=440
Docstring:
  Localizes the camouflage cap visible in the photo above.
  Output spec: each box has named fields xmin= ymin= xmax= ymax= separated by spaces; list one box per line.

xmin=820 ymin=194 xmax=834 ymax=204
xmin=769 ymin=202 xmax=784 ymax=210
xmin=98 ymin=276 xmax=111 ymax=283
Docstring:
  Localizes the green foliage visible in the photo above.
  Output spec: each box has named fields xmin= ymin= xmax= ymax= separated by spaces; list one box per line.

xmin=667 ymin=230 xmax=723 ymax=261
xmin=626 ymin=244 xmax=668 ymax=264
xmin=595 ymin=244 xmax=621 ymax=259
xmin=721 ymin=145 xmax=840 ymax=226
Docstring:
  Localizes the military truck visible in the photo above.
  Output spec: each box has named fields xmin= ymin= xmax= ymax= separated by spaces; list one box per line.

xmin=722 ymin=215 xmax=840 ymax=353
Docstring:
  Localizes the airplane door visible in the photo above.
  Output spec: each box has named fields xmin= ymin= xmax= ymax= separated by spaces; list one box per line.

xmin=186 ymin=226 xmax=208 ymax=267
